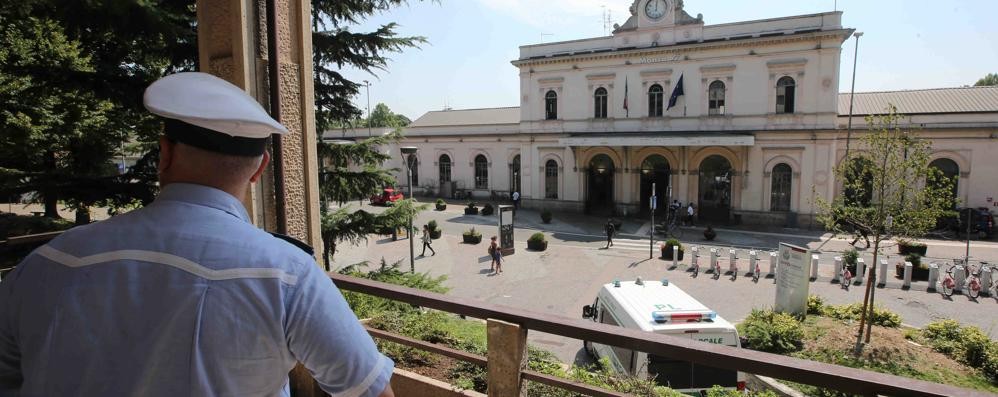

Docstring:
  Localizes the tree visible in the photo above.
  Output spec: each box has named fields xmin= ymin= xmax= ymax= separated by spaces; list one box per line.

xmin=816 ymin=105 xmax=956 ymax=353
xmin=974 ymin=73 xmax=998 ymax=86
xmin=368 ymin=103 xmax=411 ymax=128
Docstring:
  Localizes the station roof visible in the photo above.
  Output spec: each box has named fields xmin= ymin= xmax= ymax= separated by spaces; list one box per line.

xmin=837 ymin=86 xmax=998 ymax=116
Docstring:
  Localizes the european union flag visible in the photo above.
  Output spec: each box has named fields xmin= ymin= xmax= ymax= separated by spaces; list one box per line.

xmin=667 ymin=73 xmax=685 ymax=110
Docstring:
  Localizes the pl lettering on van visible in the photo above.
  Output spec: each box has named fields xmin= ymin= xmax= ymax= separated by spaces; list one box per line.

xmin=697 ymin=337 xmax=724 ymax=344
xmin=653 ymin=304 xmax=676 ymax=310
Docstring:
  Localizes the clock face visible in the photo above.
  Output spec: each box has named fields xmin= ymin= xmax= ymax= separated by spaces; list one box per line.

xmin=644 ymin=0 xmax=667 ymax=20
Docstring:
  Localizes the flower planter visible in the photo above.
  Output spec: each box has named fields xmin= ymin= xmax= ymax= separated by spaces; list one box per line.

xmin=895 ymin=263 xmax=930 ymax=281
xmin=703 ymin=231 xmax=716 ymax=241
xmin=462 ymin=234 xmax=482 ymax=244
xmin=481 ymin=205 xmax=494 ymax=216
xmin=661 ymin=249 xmax=685 ymax=261
xmin=464 ymin=207 xmax=479 ymax=215
xmin=430 ymin=229 xmax=442 ymax=239
xmin=435 ymin=204 xmax=447 ymax=211
xmin=527 ymin=240 xmax=548 ymax=251
xmin=898 ymin=243 xmax=928 ymax=256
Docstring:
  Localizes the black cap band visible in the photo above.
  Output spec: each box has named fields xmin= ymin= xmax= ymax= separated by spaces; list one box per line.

xmin=164 ymin=119 xmax=270 ymax=157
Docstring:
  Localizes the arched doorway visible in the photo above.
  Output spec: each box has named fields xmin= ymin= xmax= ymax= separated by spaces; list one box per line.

xmin=929 ymin=158 xmax=959 ymax=204
xmin=587 ymin=154 xmax=615 ymax=214
xmin=509 ymin=155 xmax=521 ymax=194
xmin=639 ymin=155 xmax=670 ymax=215
xmin=698 ymin=155 xmax=732 ymax=223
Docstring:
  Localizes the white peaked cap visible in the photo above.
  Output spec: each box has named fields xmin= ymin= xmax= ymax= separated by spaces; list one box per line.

xmin=144 ymin=72 xmax=288 ymax=138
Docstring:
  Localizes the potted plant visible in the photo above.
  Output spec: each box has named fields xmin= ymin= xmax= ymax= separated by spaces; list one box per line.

xmin=897 ymin=239 xmax=928 ymax=256
xmin=895 ymin=253 xmax=928 ymax=280
xmin=481 ymin=203 xmax=495 ymax=216
xmin=462 ymin=227 xmax=482 ymax=244
xmin=464 ymin=202 xmax=479 ymax=215
xmin=435 ymin=198 xmax=447 ymax=211
xmin=703 ymin=225 xmax=716 ymax=241
xmin=660 ymin=238 xmax=685 ymax=260
xmin=541 ymin=209 xmax=552 ymax=224
xmin=527 ymin=232 xmax=548 ymax=251
xmin=842 ymin=248 xmax=859 ymax=276
xmin=427 ymin=220 xmax=442 ymax=239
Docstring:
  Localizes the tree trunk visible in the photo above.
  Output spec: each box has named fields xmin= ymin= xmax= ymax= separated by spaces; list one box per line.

xmin=74 ymin=207 xmax=91 ymax=225
xmin=854 ymin=234 xmax=880 ymax=354
xmin=864 ymin=240 xmax=881 ymax=343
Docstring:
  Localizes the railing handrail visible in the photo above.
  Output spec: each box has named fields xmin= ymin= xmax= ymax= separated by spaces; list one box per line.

xmin=331 ymin=273 xmax=990 ymax=397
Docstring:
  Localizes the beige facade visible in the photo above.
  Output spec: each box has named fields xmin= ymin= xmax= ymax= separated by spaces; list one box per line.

xmin=326 ymin=0 xmax=998 ymax=226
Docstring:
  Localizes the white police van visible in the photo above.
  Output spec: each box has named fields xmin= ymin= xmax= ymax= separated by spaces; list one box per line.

xmin=582 ymin=278 xmax=745 ymax=394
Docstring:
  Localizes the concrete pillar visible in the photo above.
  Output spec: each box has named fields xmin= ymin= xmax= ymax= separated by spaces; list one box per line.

xmin=928 ymin=263 xmax=939 ymax=292
xmin=855 ymin=258 xmax=866 ymax=285
xmin=981 ymin=266 xmax=993 ymax=297
xmin=903 ymin=261 xmax=913 ymax=289
xmin=487 ymin=319 xmax=528 ymax=397
xmin=196 ymin=0 xmax=322 ymax=253
xmin=833 ymin=256 xmax=843 ymax=283
xmin=691 ymin=246 xmax=699 ymax=268
xmin=954 ymin=265 xmax=966 ymax=294
xmin=877 ymin=259 xmax=888 ymax=287
xmin=710 ymin=248 xmax=719 ymax=273
xmin=810 ymin=254 xmax=819 ymax=281
xmin=749 ymin=251 xmax=758 ymax=275
xmin=768 ymin=251 xmax=777 ymax=277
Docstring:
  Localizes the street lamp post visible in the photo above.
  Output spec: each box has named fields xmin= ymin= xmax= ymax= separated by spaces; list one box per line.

xmin=363 ymin=80 xmax=372 ymax=137
xmin=401 ymin=146 xmax=418 ymax=273
xmin=844 ymin=31 xmax=864 ymax=160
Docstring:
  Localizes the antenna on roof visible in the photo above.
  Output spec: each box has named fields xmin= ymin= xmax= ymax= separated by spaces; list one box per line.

xmin=602 ymin=6 xmax=613 ymax=36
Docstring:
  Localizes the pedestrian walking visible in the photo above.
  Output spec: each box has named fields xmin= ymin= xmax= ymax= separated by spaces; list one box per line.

xmin=604 ymin=218 xmax=616 ymax=248
xmin=512 ymin=190 xmax=520 ymax=210
xmin=687 ymin=202 xmax=695 ymax=226
xmin=0 ymin=72 xmax=395 ymax=397
xmin=489 ymin=236 xmax=503 ymax=274
xmin=421 ymin=224 xmax=436 ymax=256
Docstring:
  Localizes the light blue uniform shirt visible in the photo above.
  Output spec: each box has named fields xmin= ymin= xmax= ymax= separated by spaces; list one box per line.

xmin=0 ymin=183 xmax=393 ymax=397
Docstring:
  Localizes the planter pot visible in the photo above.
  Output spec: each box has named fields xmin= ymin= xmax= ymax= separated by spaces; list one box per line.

xmin=481 ymin=207 xmax=494 ymax=216
xmin=703 ymin=232 xmax=716 ymax=241
xmin=430 ymin=229 xmax=442 ymax=239
xmin=894 ymin=263 xmax=928 ymax=280
xmin=898 ymin=243 xmax=928 ymax=256
xmin=527 ymin=240 xmax=548 ymax=251
xmin=661 ymin=249 xmax=685 ymax=261
xmin=435 ymin=204 xmax=447 ymax=211
xmin=464 ymin=208 xmax=479 ymax=215
xmin=541 ymin=214 xmax=552 ymax=224
xmin=462 ymin=234 xmax=482 ymax=244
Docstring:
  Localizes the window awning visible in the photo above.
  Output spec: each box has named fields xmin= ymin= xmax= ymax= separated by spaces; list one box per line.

xmin=558 ymin=133 xmax=754 ymax=147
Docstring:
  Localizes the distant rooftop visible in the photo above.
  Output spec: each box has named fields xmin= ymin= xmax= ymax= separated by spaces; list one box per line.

xmin=837 ymin=86 xmax=998 ymax=115
xmin=408 ymin=106 xmax=520 ymax=127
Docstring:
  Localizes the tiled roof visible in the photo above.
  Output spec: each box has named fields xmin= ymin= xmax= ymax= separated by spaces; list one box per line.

xmin=409 ymin=107 xmax=520 ymax=127
xmin=838 ymin=86 xmax=998 ymax=115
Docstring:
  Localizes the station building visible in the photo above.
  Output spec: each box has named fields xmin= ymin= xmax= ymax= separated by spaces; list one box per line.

xmin=327 ymin=0 xmax=998 ymax=226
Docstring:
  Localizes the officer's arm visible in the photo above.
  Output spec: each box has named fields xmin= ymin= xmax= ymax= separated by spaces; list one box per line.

xmin=285 ymin=261 xmax=394 ymax=397
xmin=377 ymin=383 xmax=395 ymax=397
xmin=0 ymin=265 xmax=24 ymax=390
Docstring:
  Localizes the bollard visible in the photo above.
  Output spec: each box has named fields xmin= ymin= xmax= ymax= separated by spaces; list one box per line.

xmin=672 ymin=246 xmax=679 ymax=268
xmin=855 ymin=258 xmax=866 ymax=285
xmin=729 ymin=249 xmax=738 ymax=274
xmin=833 ymin=256 xmax=843 ymax=283
xmin=691 ymin=246 xmax=699 ymax=268
xmin=878 ymin=259 xmax=888 ymax=288
xmin=903 ymin=261 xmax=913 ymax=289
xmin=749 ymin=251 xmax=758 ymax=275
xmin=953 ymin=265 xmax=966 ymax=294
xmin=981 ymin=265 xmax=993 ymax=297
xmin=927 ymin=263 xmax=939 ymax=292
xmin=710 ymin=248 xmax=719 ymax=273
xmin=810 ymin=254 xmax=819 ymax=281
xmin=768 ymin=251 xmax=778 ymax=277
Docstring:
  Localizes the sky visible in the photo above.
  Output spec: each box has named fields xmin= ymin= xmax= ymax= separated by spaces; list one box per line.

xmin=339 ymin=0 xmax=998 ymax=121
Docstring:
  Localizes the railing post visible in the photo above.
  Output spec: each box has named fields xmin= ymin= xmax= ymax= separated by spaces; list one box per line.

xmin=487 ymin=319 xmax=527 ymax=397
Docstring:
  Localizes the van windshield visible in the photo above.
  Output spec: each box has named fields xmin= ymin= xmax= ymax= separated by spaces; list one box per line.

xmin=648 ymin=354 xmax=737 ymax=389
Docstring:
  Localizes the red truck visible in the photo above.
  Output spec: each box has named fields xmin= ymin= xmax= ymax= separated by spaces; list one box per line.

xmin=370 ymin=187 xmax=404 ymax=206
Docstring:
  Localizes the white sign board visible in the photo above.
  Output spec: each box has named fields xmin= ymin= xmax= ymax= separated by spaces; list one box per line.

xmin=775 ymin=242 xmax=810 ymax=316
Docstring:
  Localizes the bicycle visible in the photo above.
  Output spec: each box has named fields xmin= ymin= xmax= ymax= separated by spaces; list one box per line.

xmin=729 ymin=250 xmax=738 ymax=281
xmin=840 ymin=266 xmax=853 ymax=290
xmin=940 ymin=264 xmax=958 ymax=297
xmin=712 ymin=255 xmax=722 ymax=280
xmin=691 ymin=255 xmax=700 ymax=278
xmin=966 ymin=265 xmax=983 ymax=299
xmin=752 ymin=258 xmax=761 ymax=283
xmin=663 ymin=209 xmax=684 ymax=239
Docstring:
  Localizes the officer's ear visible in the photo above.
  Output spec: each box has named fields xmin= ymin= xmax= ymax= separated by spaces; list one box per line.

xmin=158 ymin=135 xmax=176 ymax=175
xmin=250 ymin=151 xmax=270 ymax=184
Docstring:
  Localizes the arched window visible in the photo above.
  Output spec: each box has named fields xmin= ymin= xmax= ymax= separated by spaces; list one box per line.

xmin=593 ymin=87 xmax=608 ymax=119
xmin=474 ymin=154 xmax=489 ymax=189
xmin=648 ymin=84 xmax=664 ymax=117
xmin=407 ymin=154 xmax=418 ymax=186
xmin=776 ymin=76 xmax=796 ymax=114
xmin=708 ymin=80 xmax=726 ymax=116
xmin=545 ymin=90 xmax=558 ymax=120
xmin=770 ymin=163 xmax=792 ymax=212
xmin=929 ymin=158 xmax=959 ymax=203
xmin=438 ymin=154 xmax=451 ymax=183
xmin=545 ymin=160 xmax=559 ymax=199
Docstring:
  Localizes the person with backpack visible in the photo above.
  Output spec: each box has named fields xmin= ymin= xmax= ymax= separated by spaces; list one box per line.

xmin=421 ymin=224 xmax=436 ymax=256
xmin=604 ymin=219 xmax=616 ymax=248
xmin=488 ymin=236 xmax=503 ymax=274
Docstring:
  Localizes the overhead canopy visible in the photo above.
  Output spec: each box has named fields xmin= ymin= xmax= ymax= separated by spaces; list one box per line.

xmin=559 ymin=133 xmax=754 ymax=147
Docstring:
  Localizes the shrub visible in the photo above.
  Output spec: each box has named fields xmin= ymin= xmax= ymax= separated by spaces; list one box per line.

xmin=481 ymin=203 xmax=494 ymax=215
xmin=918 ymin=320 xmax=998 ymax=383
xmin=466 ymin=201 xmax=477 ymax=208
xmin=661 ymin=239 xmax=684 ymax=259
xmin=436 ymin=198 xmax=445 ymax=205
xmin=338 ymin=259 xmax=449 ymax=319
xmin=541 ymin=209 xmax=552 ymax=223
xmin=738 ymin=309 xmax=805 ymax=354
xmin=463 ymin=227 xmax=481 ymax=237
xmin=822 ymin=303 xmax=901 ymax=328
xmin=842 ymin=248 xmax=859 ymax=265
xmin=427 ymin=220 xmax=439 ymax=231
xmin=703 ymin=225 xmax=717 ymax=240
xmin=806 ymin=295 xmax=826 ymax=316
xmin=528 ymin=232 xmax=546 ymax=243
xmin=904 ymin=252 xmax=922 ymax=268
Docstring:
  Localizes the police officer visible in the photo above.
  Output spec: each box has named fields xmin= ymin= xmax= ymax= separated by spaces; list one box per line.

xmin=0 ymin=73 xmax=395 ymax=397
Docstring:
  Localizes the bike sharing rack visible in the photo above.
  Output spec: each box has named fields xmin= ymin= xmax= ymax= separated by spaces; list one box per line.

xmin=854 ymin=258 xmax=866 ymax=286
xmin=709 ymin=248 xmax=719 ymax=274
xmin=927 ymin=263 xmax=939 ymax=292
xmin=953 ymin=264 xmax=966 ymax=294
xmin=690 ymin=246 xmax=699 ymax=270
xmin=672 ymin=245 xmax=679 ymax=269
xmin=832 ymin=256 xmax=843 ymax=283
xmin=981 ymin=265 xmax=993 ymax=297
xmin=728 ymin=249 xmax=738 ymax=275
xmin=902 ymin=261 xmax=913 ymax=289
xmin=877 ymin=259 xmax=889 ymax=288
xmin=768 ymin=251 xmax=778 ymax=278
xmin=810 ymin=254 xmax=820 ymax=281
xmin=748 ymin=251 xmax=758 ymax=277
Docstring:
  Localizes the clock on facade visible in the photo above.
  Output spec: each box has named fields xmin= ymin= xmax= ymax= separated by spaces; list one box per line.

xmin=644 ymin=0 xmax=667 ymax=20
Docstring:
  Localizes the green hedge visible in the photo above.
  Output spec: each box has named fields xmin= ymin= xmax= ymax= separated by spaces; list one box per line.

xmin=912 ymin=320 xmax=998 ymax=384
xmin=738 ymin=309 xmax=805 ymax=354
xmin=805 ymin=295 xmax=902 ymax=328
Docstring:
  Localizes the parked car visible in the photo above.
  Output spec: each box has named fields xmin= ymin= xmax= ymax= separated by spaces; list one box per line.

xmin=940 ymin=207 xmax=995 ymax=239
xmin=369 ymin=188 xmax=404 ymax=206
